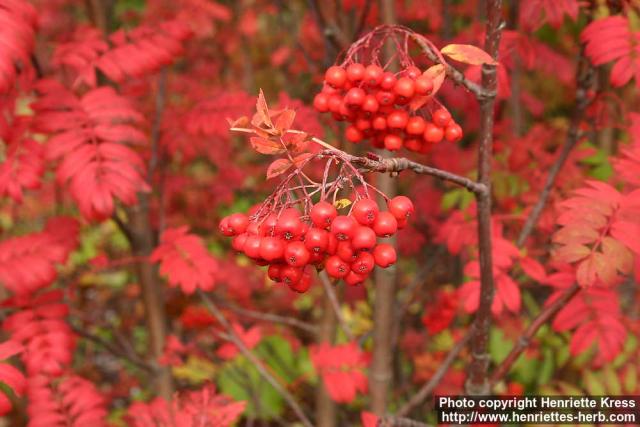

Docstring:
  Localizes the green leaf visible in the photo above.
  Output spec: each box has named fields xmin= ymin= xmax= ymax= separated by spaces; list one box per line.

xmin=603 ymin=365 xmax=622 ymax=395
xmin=584 ymin=371 xmax=606 ymax=395
xmin=537 ymin=348 xmax=555 ymax=386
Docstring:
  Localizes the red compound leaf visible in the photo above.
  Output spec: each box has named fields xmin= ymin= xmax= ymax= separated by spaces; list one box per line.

xmin=0 ymin=340 xmax=25 ymax=416
xmin=216 ymin=323 xmax=262 ymax=360
xmin=0 ymin=0 xmax=37 ymax=94
xmin=581 ymin=16 xmax=640 ymax=88
xmin=519 ymin=0 xmax=579 ymax=30
xmin=126 ymin=385 xmax=245 ymax=427
xmin=32 ymin=79 xmax=149 ymax=221
xmin=310 ymin=342 xmax=369 ymax=403
xmin=151 ymin=226 xmax=219 ymax=294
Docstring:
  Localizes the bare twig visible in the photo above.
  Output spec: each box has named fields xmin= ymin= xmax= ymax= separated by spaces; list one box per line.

xmin=198 ymin=290 xmax=314 ymax=427
xmin=396 ymin=331 xmax=472 ymax=417
xmin=466 ymin=0 xmax=503 ymax=396
xmin=378 ymin=415 xmax=431 ymax=427
xmin=489 ymin=284 xmax=581 ymax=387
xmin=318 ymin=271 xmax=355 ymax=341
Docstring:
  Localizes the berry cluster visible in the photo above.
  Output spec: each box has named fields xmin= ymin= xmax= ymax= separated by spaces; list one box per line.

xmin=312 ymin=63 xmax=463 ymax=152
xmin=219 ymin=196 xmax=414 ymax=293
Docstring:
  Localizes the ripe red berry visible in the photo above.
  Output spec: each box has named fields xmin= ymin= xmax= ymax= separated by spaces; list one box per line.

xmin=387 ymin=110 xmax=409 ymax=129
xmin=227 ymin=213 xmax=249 ymax=235
xmin=219 ymin=216 xmax=233 ymax=236
xmin=331 ymin=215 xmax=357 ymax=241
xmin=414 ymin=76 xmax=433 ymax=95
xmin=336 ymin=241 xmax=357 ymax=262
xmin=345 ymin=125 xmax=364 ymax=143
xmin=352 ymin=226 xmax=377 ymax=251
xmin=404 ymin=138 xmax=423 ymax=152
xmin=313 ymin=93 xmax=330 ymax=112
xmin=344 ymin=270 xmax=367 ymax=286
xmin=259 ymin=237 xmax=285 ymax=261
xmin=327 ymin=233 xmax=338 ymax=254
xmin=373 ymin=243 xmax=397 ymax=267
xmin=259 ymin=214 xmax=277 ymax=236
xmin=232 ymin=233 xmax=248 ymax=252
xmin=384 ymin=134 xmax=403 ymax=151
xmin=380 ymin=72 xmax=397 ymax=90
xmin=445 ymin=123 xmax=463 ymax=142
xmin=310 ymin=201 xmax=338 ymax=228
xmin=345 ymin=87 xmax=366 ymax=108
xmin=304 ymin=228 xmax=329 ymax=253
xmin=325 ymin=255 xmax=349 ymax=278
xmin=372 ymin=211 xmax=398 ymax=237
xmin=242 ymin=235 xmax=262 ymax=259
xmin=372 ymin=115 xmax=387 ymax=131
xmin=268 ymin=264 xmax=283 ymax=282
xmin=361 ymin=95 xmax=379 ymax=115
xmin=432 ymin=108 xmax=452 ymax=127
xmin=394 ymin=77 xmax=415 ymax=101
xmin=364 ymin=64 xmax=384 ymax=86
xmin=351 ymin=198 xmax=379 ymax=225
xmin=405 ymin=116 xmax=426 ymax=135
xmin=290 ymin=269 xmax=312 ymax=292
xmin=376 ymin=90 xmax=395 ymax=106
xmin=423 ymin=122 xmax=444 ymax=144
xmin=355 ymin=118 xmax=371 ymax=132
xmin=352 ymin=251 xmax=375 ymax=274
xmin=275 ymin=210 xmax=304 ymax=240
xmin=405 ymin=66 xmax=421 ymax=80
xmin=284 ymin=241 xmax=311 ymax=267
xmin=388 ymin=196 xmax=415 ymax=221
xmin=325 ymin=66 xmax=347 ymax=88
xmin=346 ymin=63 xmax=366 ymax=82
xmin=281 ymin=266 xmax=303 ymax=284
xmin=328 ymin=94 xmax=342 ymax=113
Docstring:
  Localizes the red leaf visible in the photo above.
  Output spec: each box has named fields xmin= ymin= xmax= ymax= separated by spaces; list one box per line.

xmin=441 ymin=43 xmax=497 ymax=65
xmin=250 ymin=136 xmax=285 ymax=155
xmin=410 ymin=64 xmax=445 ymax=110
xmin=266 ymin=158 xmax=292 ymax=179
xmin=361 ymin=411 xmax=379 ymax=427
xmin=216 ymin=323 xmax=262 ymax=360
xmin=310 ymin=343 xmax=369 ymax=403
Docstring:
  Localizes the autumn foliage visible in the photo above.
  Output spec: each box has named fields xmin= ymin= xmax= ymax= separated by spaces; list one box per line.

xmin=0 ymin=0 xmax=639 ymax=426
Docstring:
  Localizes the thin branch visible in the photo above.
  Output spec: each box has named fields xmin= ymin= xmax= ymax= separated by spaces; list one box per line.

xmin=212 ymin=298 xmax=318 ymax=335
xmin=378 ymin=415 xmax=431 ymax=427
xmin=318 ymin=271 xmax=355 ymax=341
xmin=198 ymin=290 xmax=314 ymax=427
xmin=352 ymin=0 xmax=373 ymax=41
xmin=489 ymin=284 xmax=581 ymax=387
xmin=466 ymin=0 xmax=503 ymax=396
xmin=396 ymin=330 xmax=472 ymax=417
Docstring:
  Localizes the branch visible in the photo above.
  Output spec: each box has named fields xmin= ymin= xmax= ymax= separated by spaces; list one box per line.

xmin=466 ymin=0 xmax=503 ymax=396
xmin=198 ymin=290 xmax=314 ymax=427
xmin=489 ymin=284 xmax=581 ymax=387
xmin=378 ymin=415 xmax=431 ymax=427
xmin=396 ymin=330 xmax=472 ymax=417
xmin=318 ymin=271 xmax=355 ymax=341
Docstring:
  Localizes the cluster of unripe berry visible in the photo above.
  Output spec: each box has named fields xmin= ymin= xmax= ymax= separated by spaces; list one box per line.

xmin=219 ymin=196 xmax=414 ymax=292
xmin=312 ymin=63 xmax=463 ymax=153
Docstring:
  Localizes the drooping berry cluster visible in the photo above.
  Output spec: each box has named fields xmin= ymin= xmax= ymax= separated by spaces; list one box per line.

xmin=312 ymin=27 xmax=463 ymax=153
xmin=219 ymin=195 xmax=414 ymax=293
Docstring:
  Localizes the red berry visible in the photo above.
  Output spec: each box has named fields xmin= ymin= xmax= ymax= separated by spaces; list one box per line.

xmin=364 ymin=64 xmax=384 ymax=86
xmin=352 ymin=251 xmax=375 ymax=274
xmin=345 ymin=125 xmax=364 ymax=143
xmin=344 ymin=270 xmax=367 ymax=286
xmin=227 ymin=213 xmax=249 ymax=235
xmin=380 ymin=72 xmax=397 ymax=90
xmin=336 ymin=241 xmax=357 ymax=262
xmin=423 ymin=122 xmax=444 ymax=144
xmin=338 ymin=101 xmax=356 ymax=121
xmin=394 ymin=77 xmax=415 ymax=101
xmin=384 ymin=134 xmax=403 ymax=151
xmin=372 ymin=115 xmax=387 ymax=131
xmin=232 ymin=233 xmax=248 ymax=252
xmin=304 ymin=228 xmax=329 ymax=253
xmin=325 ymin=255 xmax=349 ymax=278
xmin=373 ymin=243 xmax=397 ymax=267
xmin=432 ymin=108 xmax=452 ymax=127
xmin=445 ymin=123 xmax=463 ymax=142
xmin=351 ymin=226 xmax=377 ymax=251
xmin=405 ymin=116 xmax=426 ymax=135
xmin=388 ymin=196 xmax=414 ymax=221
xmin=361 ymin=95 xmax=379 ymax=115
xmin=284 ymin=241 xmax=311 ymax=267
xmin=290 ymin=268 xmax=312 ymax=292
xmin=259 ymin=214 xmax=277 ymax=236
xmin=310 ymin=201 xmax=338 ymax=228
xmin=346 ymin=63 xmax=366 ymax=82
xmin=376 ymin=90 xmax=395 ymax=106
xmin=355 ymin=118 xmax=371 ymax=132
xmin=397 ymin=217 xmax=408 ymax=229
xmin=414 ymin=76 xmax=433 ymax=95
xmin=325 ymin=66 xmax=347 ymax=88
xmin=313 ymin=93 xmax=330 ymax=112
xmin=275 ymin=209 xmax=304 ymax=240
xmin=219 ymin=216 xmax=233 ymax=236
xmin=345 ymin=87 xmax=366 ymax=108
xmin=327 ymin=233 xmax=338 ymax=254
xmin=259 ymin=237 xmax=285 ymax=261
xmin=328 ymin=94 xmax=342 ymax=113
xmin=281 ymin=266 xmax=303 ymax=284
xmin=331 ymin=215 xmax=357 ymax=241
xmin=387 ymin=110 xmax=409 ymax=129
xmin=351 ymin=198 xmax=379 ymax=225
xmin=372 ymin=211 xmax=398 ymax=237
xmin=404 ymin=138 xmax=423 ymax=152
xmin=405 ymin=66 xmax=421 ymax=79
xmin=309 ymin=251 xmax=325 ymax=264
xmin=268 ymin=264 xmax=283 ymax=282
xmin=243 ymin=235 xmax=262 ymax=258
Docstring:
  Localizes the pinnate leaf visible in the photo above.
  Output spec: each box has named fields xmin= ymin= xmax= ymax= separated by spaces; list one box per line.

xmin=441 ymin=44 xmax=497 ymax=65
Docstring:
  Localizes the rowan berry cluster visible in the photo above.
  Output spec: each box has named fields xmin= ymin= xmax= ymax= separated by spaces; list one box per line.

xmin=219 ymin=195 xmax=413 ymax=292
xmin=312 ymin=26 xmax=463 ymax=153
